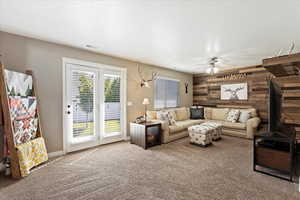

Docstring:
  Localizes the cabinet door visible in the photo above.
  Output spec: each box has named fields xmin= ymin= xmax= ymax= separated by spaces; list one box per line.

xmin=131 ymin=123 xmax=146 ymax=148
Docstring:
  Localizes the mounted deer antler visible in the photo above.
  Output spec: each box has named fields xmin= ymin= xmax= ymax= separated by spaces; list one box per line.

xmin=137 ymin=64 xmax=158 ymax=87
xmin=146 ymin=72 xmax=159 ymax=82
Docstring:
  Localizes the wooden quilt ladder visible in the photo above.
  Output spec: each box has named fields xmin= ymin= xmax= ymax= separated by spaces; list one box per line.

xmin=0 ymin=63 xmax=45 ymax=178
xmin=0 ymin=63 xmax=21 ymax=178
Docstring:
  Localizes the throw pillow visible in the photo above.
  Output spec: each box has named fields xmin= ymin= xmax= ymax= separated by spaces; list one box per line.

xmin=167 ymin=111 xmax=177 ymax=125
xmin=226 ymin=109 xmax=240 ymax=123
xmin=247 ymin=108 xmax=257 ymax=118
xmin=204 ymin=107 xmax=212 ymax=119
xmin=156 ymin=110 xmax=169 ymax=122
xmin=168 ymin=110 xmax=177 ymax=121
xmin=190 ymin=107 xmax=204 ymax=119
xmin=238 ymin=110 xmax=251 ymax=123
xmin=175 ymin=107 xmax=189 ymax=121
xmin=211 ymin=108 xmax=229 ymax=121
xmin=146 ymin=111 xmax=157 ymax=120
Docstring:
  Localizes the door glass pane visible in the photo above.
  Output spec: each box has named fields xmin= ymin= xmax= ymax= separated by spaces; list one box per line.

xmin=71 ymin=70 xmax=95 ymax=138
xmin=104 ymin=74 xmax=121 ymax=136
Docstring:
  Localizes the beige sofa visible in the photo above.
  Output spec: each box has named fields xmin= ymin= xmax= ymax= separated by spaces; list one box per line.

xmin=147 ymin=107 xmax=261 ymax=143
xmin=203 ymin=107 xmax=261 ymax=139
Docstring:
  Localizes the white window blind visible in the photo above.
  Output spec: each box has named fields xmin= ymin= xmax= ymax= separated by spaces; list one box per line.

xmin=154 ymin=77 xmax=179 ymax=109
xmin=104 ymin=74 xmax=121 ymax=135
xmin=71 ymin=70 xmax=96 ymax=138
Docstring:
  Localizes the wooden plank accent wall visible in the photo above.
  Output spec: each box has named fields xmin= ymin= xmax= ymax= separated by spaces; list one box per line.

xmin=193 ymin=65 xmax=300 ymax=140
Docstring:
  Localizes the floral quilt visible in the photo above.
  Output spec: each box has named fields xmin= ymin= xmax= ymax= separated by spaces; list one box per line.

xmin=16 ymin=137 xmax=48 ymax=177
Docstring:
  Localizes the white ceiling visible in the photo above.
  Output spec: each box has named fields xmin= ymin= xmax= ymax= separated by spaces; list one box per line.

xmin=1 ymin=0 xmax=300 ymax=73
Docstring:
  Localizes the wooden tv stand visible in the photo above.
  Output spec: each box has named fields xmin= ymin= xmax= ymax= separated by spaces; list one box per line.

xmin=253 ymin=130 xmax=296 ymax=182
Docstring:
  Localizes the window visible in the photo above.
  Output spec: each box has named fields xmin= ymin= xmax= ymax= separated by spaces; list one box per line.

xmin=154 ymin=77 xmax=179 ymax=109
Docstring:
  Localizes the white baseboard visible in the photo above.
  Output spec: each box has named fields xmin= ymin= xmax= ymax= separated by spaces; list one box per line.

xmin=48 ymin=151 xmax=64 ymax=158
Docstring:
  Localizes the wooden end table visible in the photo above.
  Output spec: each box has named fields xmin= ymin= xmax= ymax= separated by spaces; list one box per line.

xmin=130 ymin=122 xmax=161 ymax=149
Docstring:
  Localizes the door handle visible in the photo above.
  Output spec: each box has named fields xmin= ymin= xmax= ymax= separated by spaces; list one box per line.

xmin=66 ymin=105 xmax=71 ymax=115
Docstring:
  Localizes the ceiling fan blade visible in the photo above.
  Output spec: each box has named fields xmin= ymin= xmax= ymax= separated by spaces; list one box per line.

xmin=216 ymin=62 xmax=235 ymax=68
xmin=189 ymin=63 xmax=210 ymax=68
xmin=191 ymin=57 xmax=211 ymax=62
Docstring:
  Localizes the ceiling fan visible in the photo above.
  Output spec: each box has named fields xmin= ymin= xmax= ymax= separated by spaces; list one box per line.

xmin=206 ymin=57 xmax=219 ymax=74
xmin=190 ymin=49 xmax=269 ymax=74
xmin=191 ymin=44 xmax=298 ymax=74
xmin=194 ymin=56 xmax=234 ymax=74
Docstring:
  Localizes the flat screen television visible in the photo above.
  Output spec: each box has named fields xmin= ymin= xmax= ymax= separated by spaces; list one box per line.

xmin=268 ymin=80 xmax=282 ymax=132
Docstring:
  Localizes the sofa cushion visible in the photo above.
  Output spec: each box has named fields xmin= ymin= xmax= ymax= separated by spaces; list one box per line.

xmin=174 ymin=119 xmax=205 ymax=128
xmin=152 ymin=119 xmax=169 ymax=131
xmin=223 ymin=121 xmax=246 ymax=130
xmin=169 ymin=125 xmax=187 ymax=134
xmin=211 ymin=108 xmax=229 ymax=121
xmin=190 ymin=107 xmax=204 ymax=119
xmin=226 ymin=109 xmax=240 ymax=122
xmin=238 ymin=110 xmax=251 ymax=123
xmin=189 ymin=119 xmax=206 ymax=125
xmin=204 ymin=107 xmax=212 ymax=119
xmin=169 ymin=119 xmax=205 ymax=134
xmin=175 ymin=120 xmax=194 ymax=128
xmin=175 ymin=107 xmax=189 ymax=121
xmin=146 ymin=111 xmax=157 ymax=120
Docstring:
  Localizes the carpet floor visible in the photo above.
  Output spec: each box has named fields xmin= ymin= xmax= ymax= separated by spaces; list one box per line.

xmin=0 ymin=136 xmax=299 ymax=200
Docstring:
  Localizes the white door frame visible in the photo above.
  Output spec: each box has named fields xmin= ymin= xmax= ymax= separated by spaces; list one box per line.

xmin=62 ymin=57 xmax=127 ymax=153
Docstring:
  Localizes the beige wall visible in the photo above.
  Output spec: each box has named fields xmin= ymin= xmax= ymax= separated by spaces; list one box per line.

xmin=0 ymin=31 xmax=193 ymax=154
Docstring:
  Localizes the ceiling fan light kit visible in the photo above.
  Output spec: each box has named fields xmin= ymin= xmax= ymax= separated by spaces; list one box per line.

xmin=206 ymin=66 xmax=219 ymax=74
xmin=205 ymin=57 xmax=220 ymax=74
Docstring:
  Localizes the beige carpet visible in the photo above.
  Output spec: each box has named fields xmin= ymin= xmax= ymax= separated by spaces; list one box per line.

xmin=0 ymin=136 xmax=299 ymax=200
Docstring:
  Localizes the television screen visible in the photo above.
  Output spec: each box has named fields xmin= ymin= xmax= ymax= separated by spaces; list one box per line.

xmin=268 ymin=80 xmax=282 ymax=132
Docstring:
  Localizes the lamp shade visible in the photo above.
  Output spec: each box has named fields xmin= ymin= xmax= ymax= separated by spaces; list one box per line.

xmin=142 ymin=98 xmax=150 ymax=105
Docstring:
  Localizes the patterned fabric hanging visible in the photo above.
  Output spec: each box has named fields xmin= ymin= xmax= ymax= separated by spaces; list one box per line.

xmin=5 ymin=70 xmax=33 ymax=96
xmin=9 ymin=96 xmax=37 ymax=120
xmin=13 ymin=118 xmax=38 ymax=145
xmin=16 ymin=137 xmax=48 ymax=177
xmin=8 ymin=96 xmax=38 ymax=145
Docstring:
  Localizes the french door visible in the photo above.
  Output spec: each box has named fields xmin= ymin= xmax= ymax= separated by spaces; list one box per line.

xmin=63 ymin=58 xmax=126 ymax=153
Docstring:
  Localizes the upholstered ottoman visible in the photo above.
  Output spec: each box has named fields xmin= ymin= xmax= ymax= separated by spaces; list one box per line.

xmin=201 ymin=121 xmax=223 ymax=141
xmin=188 ymin=125 xmax=213 ymax=147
